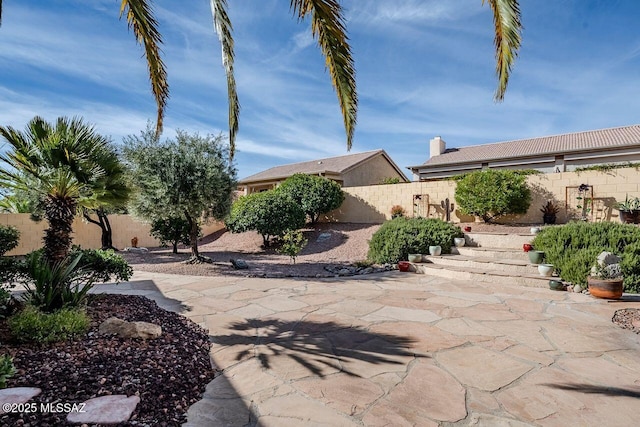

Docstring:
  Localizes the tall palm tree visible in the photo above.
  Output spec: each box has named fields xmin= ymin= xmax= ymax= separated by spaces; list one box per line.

xmin=0 ymin=116 xmax=131 ymax=264
xmin=0 ymin=1 xmax=521 ymax=156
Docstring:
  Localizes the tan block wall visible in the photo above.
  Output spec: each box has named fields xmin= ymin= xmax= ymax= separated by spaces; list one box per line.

xmin=329 ymin=167 xmax=640 ymax=224
xmin=342 ymin=155 xmax=407 ymax=187
xmin=2 ymin=214 xmax=225 ymax=256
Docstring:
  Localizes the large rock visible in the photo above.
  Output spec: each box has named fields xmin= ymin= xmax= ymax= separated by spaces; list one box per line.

xmin=596 ymin=251 xmax=621 ymax=266
xmin=0 ymin=387 xmax=41 ymax=414
xmin=67 ymin=395 xmax=139 ymax=424
xmin=99 ymin=317 xmax=162 ymax=339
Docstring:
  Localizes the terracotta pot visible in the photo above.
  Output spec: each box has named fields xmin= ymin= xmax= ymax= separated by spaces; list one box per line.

xmin=408 ymin=254 xmax=422 ymax=263
xmin=523 ymin=243 xmax=533 ymax=252
xmin=464 ymin=226 xmax=472 ymax=232
xmin=398 ymin=261 xmax=411 ymax=272
xmin=587 ymin=277 xmax=623 ymax=299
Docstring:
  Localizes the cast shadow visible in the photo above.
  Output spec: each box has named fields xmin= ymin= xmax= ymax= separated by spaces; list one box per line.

xmin=212 ymin=318 xmax=425 ymax=378
xmin=543 ymin=383 xmax=640 ymax=399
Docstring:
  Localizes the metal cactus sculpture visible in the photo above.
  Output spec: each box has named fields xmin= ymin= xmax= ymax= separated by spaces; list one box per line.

xmin=441 ymin=198 xmax=455 ymax=222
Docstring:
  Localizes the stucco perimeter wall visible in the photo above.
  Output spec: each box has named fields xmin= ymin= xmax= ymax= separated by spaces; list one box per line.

xmin=1 ymin=214 xmax=225 ymax=256
xmin=330 ymin=167 xmax=640 ymax=224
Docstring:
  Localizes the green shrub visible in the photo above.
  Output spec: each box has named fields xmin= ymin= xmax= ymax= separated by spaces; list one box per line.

xmin=0 ymin=355 xmax=15 ymax=388
xmin=71 ymin=246 xmax=133 ymax=283
xmin=226 ymin=190 xmax=306 ymax=247
xmin=277 ymin=174 xmax=345 ymax=224
xmin=150 ymin=216 xmax=192 ymax=253
xmin=277 ymin=229 xmax=308 ymax=263
xmin=8 ymin=306 xmax=89 ymax=343
xmin=368 ymin=217 xmax=463 ymax=264
xmin=0 ymin=225 xmax=19 ymax=256
xmin=455 ymin=170 xmax=531 ymax=222
xmin=532 ymin=222 xmax=640 ymax=292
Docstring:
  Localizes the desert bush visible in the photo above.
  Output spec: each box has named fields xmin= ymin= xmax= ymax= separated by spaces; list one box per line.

xmin=455 ymin=170 xmax=531 ymax=222
xmin=150 ymin=216 xmax=192 ymax=254
xmin=0 ymin=225 xmax=19 ymax=256
xmin=0 ymin=355 xmax=15 ymax=388
xmin=368 ymin=217 xmax=463 ymax=264
xmin=532 ymin=222 xmax=640 ymax=292
xmin=226 ymin=190 xmax=306 ymax=247
xmin=277 ymin=229 xmax=308 ymax=263
xmin=277 ymin=174 xmax=344 ymax=224
xmin=8 ymin=306 xmax=89 ymax=343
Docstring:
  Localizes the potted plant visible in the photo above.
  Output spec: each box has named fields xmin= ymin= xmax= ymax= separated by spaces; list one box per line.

xmin=587 ymin=252 xmax=624 ymax=299
xmin=429 ymin=245 xmax=442 ymax=256
xmin=615 ymin=195 xmax=640 ymax=224
xmin=390 ymin=205 xmax=406 ymax=219
xmin=528 ymin=250 xmax=545 ymax=264
xmin=408 ymin=253 xmax=422 ymax=263
xmin=397 ymin=261 xmax=411 ymax=272
xmin=538 ymin=263 xmax=554 ymax=276
xmin=540 ymin=201 xmax=560 ymax=225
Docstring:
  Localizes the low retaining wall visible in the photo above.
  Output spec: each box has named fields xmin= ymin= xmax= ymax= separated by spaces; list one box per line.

xmin=1 ymin=214 xmax=225 ymax=256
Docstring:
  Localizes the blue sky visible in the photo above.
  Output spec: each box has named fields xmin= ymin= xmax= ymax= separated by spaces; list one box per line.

xmin=2 ymin=0 xmax=640 ymax=180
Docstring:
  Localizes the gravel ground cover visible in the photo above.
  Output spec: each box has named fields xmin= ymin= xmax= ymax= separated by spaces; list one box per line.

xmin=1 ymin=294 xmax=215 ymax=426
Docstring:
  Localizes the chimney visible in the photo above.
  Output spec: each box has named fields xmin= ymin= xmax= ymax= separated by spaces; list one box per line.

xmin=430 ymin=136 xmax=446 ymax=158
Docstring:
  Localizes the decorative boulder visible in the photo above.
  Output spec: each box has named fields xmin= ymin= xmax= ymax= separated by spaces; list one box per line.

xmin=230 ymin=258 xmax=249 ymax=270
xmin=596 ymin=251 xmax=622 ymax=267
xmin=99 ymin=317 xmax=162 ymax=339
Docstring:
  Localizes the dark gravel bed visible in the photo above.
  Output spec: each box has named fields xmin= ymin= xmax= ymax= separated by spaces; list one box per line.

xmin=612 ymin=308 xmax=640 ymax=334
xmin=1 ymin=294 xmax=216 ymax=426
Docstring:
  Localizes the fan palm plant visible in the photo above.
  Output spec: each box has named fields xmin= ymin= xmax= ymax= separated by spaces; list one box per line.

xmin=0 ymin=116 xmax=131 ymax=265
xmin=0 ymin=0 xmax=521 ymax=157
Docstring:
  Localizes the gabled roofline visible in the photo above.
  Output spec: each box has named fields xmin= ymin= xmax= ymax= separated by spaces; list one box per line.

xmin=342 ymin=149 xmax=409 ymax=182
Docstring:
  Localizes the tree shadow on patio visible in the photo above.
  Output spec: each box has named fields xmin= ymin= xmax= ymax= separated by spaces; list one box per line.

xmin=212 ymin=318 xmax=425 ymax=378
xmin=543 ymin=383 xmax=640 ymax=398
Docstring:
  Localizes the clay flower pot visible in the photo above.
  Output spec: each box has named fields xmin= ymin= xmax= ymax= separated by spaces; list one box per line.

xmin=549 ymin=280 xmax=565 ymax=291
xmin=528 ymin=250 xmax=545 ymax=264
xmin=464 ymin=226 xmax=472 ymax=232
xmin=408 ymin=254 xmax=422 ymax=263
xmin=397 ymin=261 xmax=411 ymax=272
xmin=587 ymin=277 xmax=623 ymax=299
xmin=429 ymin=245 xmax=442 ymax=256
xmin=454 ymin=237 xmax=466 ymax=248
xmin=523 ymin=243 xmax=533 ymax=252
xmin=538 ymin=264 xmax=554 ymax=276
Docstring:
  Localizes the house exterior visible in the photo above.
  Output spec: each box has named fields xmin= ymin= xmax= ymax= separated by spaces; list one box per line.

xmin=408 ymin=125 xmax=640 ymax=181
xmin=238 ymin=149 xmax=408 ymax=194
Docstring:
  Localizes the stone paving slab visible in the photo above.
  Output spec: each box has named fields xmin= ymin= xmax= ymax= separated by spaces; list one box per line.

xmin=95 ymin=271 xmax=640 ymax=426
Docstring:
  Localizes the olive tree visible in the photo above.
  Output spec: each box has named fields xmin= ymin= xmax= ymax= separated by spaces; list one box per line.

xmin=123 ymin=128 xmax=236 ymax=262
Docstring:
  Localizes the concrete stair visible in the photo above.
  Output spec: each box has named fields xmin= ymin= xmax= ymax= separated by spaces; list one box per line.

xmin=408 ymin=232 xmax=554 ymax=288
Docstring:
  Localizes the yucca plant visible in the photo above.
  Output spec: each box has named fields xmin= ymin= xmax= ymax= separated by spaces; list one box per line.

xmin=22 ymin=252 xmax=85 ymax=312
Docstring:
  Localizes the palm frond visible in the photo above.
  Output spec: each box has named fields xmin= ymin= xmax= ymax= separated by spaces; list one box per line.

xmin=485 ymin=0 xmax=522 ymax=101
xmin=210 ymin=0 xmax=239 ymax=158
xmin=120 ymin=0 xmax=169 ymax=136
xmin=290 ymin=0 xmax=357 ymax=150
xmin=0 ymin=0 xmax=3 ymax=26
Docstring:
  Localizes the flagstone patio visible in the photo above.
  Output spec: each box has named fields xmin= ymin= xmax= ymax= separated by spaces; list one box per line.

xmin=95 ymin=271 xmax=640 ymax=426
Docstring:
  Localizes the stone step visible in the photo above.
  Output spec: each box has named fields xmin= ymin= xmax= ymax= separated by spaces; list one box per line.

xmin=410 ymin=262 xmax=554 ymax=288
xmin=423 ymin=254 xmax=539 ymax=277
xmin=462 ymin=232 xmax=534 ymax=249
xmin=451 ymin=246 xmax=531 ymax=262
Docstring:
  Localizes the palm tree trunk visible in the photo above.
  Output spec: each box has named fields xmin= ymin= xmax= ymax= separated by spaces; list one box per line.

xmin=43 ymin=194 xmax=77 ymax=265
